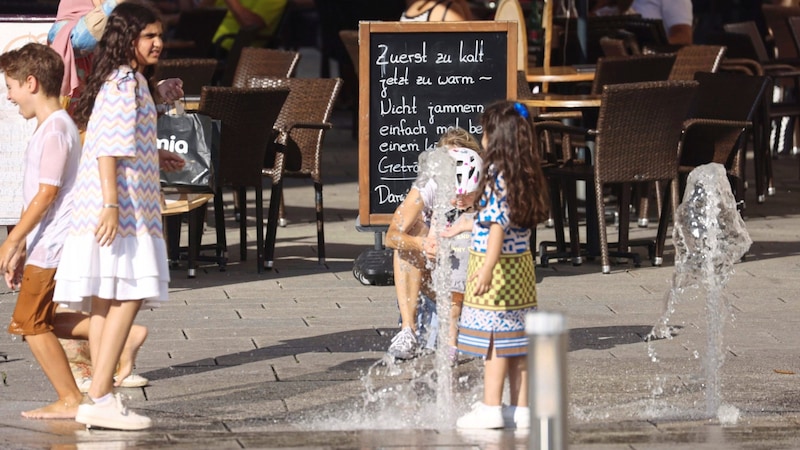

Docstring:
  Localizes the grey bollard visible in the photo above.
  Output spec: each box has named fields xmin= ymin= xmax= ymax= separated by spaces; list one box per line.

xmin=527 ymin=311 xmax=568 ymax=450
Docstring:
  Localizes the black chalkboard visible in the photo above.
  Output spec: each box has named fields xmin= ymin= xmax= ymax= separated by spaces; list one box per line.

xmin=358 ymin=21 xmax=517 ymax=226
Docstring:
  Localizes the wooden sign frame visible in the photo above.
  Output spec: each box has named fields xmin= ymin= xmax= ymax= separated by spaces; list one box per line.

xmin=357 ymin=21 xmax=517 ymax=227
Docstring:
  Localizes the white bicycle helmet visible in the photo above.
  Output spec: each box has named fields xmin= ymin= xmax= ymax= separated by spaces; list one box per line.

xmin=448 ymin=147 xmax=483 ymax=195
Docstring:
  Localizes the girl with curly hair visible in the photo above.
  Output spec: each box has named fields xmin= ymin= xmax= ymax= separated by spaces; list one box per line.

xmin=456 ymin=100 xmax=549 ymax=430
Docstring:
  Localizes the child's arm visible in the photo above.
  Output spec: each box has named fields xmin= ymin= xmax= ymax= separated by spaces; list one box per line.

xmin=470 ymin=223 xmax=503 ymax=296
xmin=385 ymin=188 xmax=430 ymax=253
xmin=0 ymin=185 xmax=60 ymax=285
xmin=95 ymin=156 xmax=120 ymax=246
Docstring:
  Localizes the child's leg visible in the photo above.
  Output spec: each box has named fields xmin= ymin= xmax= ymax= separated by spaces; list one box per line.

xmin=507 ymin=355 xmax=528 ymax=407
xmin=55 ymin=310 xmax=148 ymax=382
xmin=9 ymin=266 xmax=82 ymax=419
xmin=23 ymin=333 xmax=83 ymax=418
xmin=393 ymin=250 xmax=425 ymax=331
xmin=483 ymin=341 xmax=509 ymax=406
xmin=448 ymin=292 xmax=463 ymax=347
xmin=86 ymin=297 xmax=142 ymax=399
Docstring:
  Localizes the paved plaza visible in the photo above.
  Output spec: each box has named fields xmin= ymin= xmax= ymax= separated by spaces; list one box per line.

xmin=3 ymin=52 xmax=800 ymax=449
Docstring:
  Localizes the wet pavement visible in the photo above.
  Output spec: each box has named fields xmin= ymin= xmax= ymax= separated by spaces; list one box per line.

xmin=4 ymin=49 xmax=800 ymax=449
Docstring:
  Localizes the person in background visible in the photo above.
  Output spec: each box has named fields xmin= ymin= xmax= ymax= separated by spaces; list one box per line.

xmin=631 ymin=0 xmax=693 ymax=45
xmin=196 ymin=0 xmax=288 ymax=53
xmin=55 ymin=0 xmax=171 ymax=430
xmin=385 ymin=128 xmax=481 ymax=360
xmin=455 ymin=101 xmax=549 ymax=430
xmin=401 ymin=0 xmax=473 ymax=22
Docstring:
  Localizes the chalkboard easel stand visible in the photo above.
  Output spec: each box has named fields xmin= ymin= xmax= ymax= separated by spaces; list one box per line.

xmin=352 ymin=220 xmax=394 ymax=286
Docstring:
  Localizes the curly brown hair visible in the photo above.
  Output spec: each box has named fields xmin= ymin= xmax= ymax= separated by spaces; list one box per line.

xmin=72 ymin=0 xmax=161 ymax=128
xmin=474 ymin=101 xmax=549 ymax=228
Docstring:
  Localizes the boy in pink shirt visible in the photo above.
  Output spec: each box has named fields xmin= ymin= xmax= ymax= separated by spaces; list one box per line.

xmin=0 ymin=43 xmax=83 ymax=419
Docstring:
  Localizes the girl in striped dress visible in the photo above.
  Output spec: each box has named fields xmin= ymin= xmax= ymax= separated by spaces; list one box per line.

xmin=54 ymin=0 xmax=170 ymax=431
xmin=455 ymin=101 xmax=549 ymax=430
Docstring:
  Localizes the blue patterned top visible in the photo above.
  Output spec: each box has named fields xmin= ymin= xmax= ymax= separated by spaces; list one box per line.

xmin=471 ymin=168 xmax=531 ymax=254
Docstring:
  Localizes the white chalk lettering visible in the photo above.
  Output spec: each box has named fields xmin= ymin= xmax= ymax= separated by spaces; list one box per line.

xmin=378 ymin=155 xmax=419 ymax=175
xmin=435 ymin=53 xmax=452 ymax=64
xmin=375 ymin=42 xmax=427 ymax=66
xmin=378 ymin=66 xmax=409 ymax=98
xmin=375 ymin=185 xmax=407 ymax=205
xmin=378 ymin=140 xmax=420 ymax=153
xmin=427 ymin=104 xmax=484 ymax=124
xmin=380 ymin=96 xmax=417 ymax=116
xmin=379 ymin=119 xmax=427 ymax=136
xmin=459 ymin=39 xmax=484 ymax=63
xmin=438 ymin=74 xmax=475 ymax=85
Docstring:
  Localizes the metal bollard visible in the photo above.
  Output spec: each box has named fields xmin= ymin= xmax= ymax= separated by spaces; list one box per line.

xmin=527 ymin=311 xmax=568 ymax=450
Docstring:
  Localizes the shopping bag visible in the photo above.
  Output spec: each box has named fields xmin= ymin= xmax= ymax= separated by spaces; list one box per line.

xmin=158 ymin=104 xmax=218 ymax=193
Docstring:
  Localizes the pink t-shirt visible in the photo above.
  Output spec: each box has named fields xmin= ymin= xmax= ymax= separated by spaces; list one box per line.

xmin=23 ymin=110 xmax=81 ymax=268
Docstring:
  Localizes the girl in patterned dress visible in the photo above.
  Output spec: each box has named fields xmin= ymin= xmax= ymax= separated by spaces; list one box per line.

xmin=54 ymin=0 xmax=170 ymax=431
xmin=455 ymin=101 xmax=549 ymax=430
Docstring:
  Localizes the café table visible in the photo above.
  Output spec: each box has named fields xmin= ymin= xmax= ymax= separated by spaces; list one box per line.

xmin=519 ymin=94 xmax=601 ymax=109
xmin=526 ymin=65 xmax=596 ymax=93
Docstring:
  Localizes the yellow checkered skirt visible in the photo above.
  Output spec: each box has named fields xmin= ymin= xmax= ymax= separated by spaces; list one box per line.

xmin=463 ymin=249 xmax=537 ymax=311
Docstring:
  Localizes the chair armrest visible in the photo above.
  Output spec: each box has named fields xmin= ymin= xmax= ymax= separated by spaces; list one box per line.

xmin=720 ymin=58 xmax=763 ymax=76
xmin=287 ymin=121 xmax=333 ymax=132
xmin=683 ymin=118 xmax=751 ymax=133
xmin=533 ymin=120 xmax=593 ymax=137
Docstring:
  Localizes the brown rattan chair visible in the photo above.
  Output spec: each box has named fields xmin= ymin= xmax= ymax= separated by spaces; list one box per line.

xmin=678 ymin=71 xmax=769 ymax=210
xmin=152 ymin=58 xmax=218 ymax=97
xmin=537 ymin=81 xmax=698 ymax=273
xmin=668 ymin=45 xmax=726 ymax=81
xmin=762 ymin=4 xmax=800 ymax=61
xmin=197 ymin=86 xmax=289 ymax=273
xmin=245 ymin=77 xmax=343 ymax=269
xmin=231 ymin=47 xmax=301 ymax=87
xmin=338 ymin=29 xmax=359 ymax=77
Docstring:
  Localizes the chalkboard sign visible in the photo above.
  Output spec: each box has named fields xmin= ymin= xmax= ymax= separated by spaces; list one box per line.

xmin=357 ymin=21 xmax=517 ymax=226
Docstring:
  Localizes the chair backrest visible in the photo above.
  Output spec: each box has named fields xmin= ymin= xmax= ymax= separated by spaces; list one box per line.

xmin=679 ymin=71 xmax=769 ymax=170
xmin=591 ymin=54 xmax=676 ymax=94
xmin=723 ymin=21 xmax=771 ymax=63
xmin=245 ymin=77 xmax=343 ymax=180
xmin=231 ymin=48 xmax=300 ymax=87
xmin=153 ymin=58 xmax=218 ymax=97
xmin=338 ymin=29 xmax=360 ymax=76
xmin=594 ymin=80 xmax=698 ymax=184
xmin=494 ymin=0 xmax=528 ymax=73
xmin=762 ymin=4 xmax=800 ymax=60
xmin=218 ymin=25 xmax=261 ymax=86
xmin=198 ymin=87 xmax=289 ymax=187
xmin=169 ymin=7 xmax=227 ymax=58
xmin=790 ymin=16 xmax=800 ymax=58
xmin=668 ymin=45 xmax=725 ymax=81
xmin=516 ymin=70 xmax=534 ymax=99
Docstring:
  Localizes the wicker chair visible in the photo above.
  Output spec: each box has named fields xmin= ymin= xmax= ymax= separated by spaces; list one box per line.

xmin=678 ymin=71 xmax=769 ymax=210
xmin=153 ymin=58 xmax=218 ymax=97
xmin=762 ymin=4 xmax=800 ymax=61
xmin=338 ymin=29 xmax=359 ymax=76
xmin=245 ymin=77 xmax=343 ymax=269
xmin=537 ymin=81 xmax=698 ymax=273
xmin=668 ymin=45 xmax=726 ymax=81
xmin=197 ymin=87 xmax=290 ymax=273
xmin=231 ymin=47 xmax=301 ymax=87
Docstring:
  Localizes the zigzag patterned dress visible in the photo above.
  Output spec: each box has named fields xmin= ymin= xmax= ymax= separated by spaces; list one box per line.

xmin=54 ymin=67 xmax=169 ymax=310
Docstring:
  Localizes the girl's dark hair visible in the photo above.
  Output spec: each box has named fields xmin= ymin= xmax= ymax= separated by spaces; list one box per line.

xmin=72 ymin=0 xmax=162 ymax=128
xmin=474 ymin=101 xmax=549 ymax=228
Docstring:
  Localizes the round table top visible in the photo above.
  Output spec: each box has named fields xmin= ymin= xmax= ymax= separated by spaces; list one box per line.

xmin=526 ymin=66 xmax=596 ymax=83
xmin=520 ymin=94 xmax=601 ymax=108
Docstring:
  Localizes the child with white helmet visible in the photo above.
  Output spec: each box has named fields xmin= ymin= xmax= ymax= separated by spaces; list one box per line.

xmin=434 ymin=146 xmax=484 ymax=365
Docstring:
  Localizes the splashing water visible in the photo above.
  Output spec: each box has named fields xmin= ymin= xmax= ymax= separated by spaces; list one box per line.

xmin=647 ymin=163 xmax=751 ymax=422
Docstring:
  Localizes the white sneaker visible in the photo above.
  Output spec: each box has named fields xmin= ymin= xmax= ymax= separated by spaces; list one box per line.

xmin=387 ymin=327 xmax=418 ymax=360
xmin=502 ymin=405 xmax=530 ymax=429
xmin=456 ymin=402 xmax=504 ymax=429
xmin=76 ymin=374 xmax=149 ymax=393
xmin=116 ymin=374 xmax=149 ymax=388
xmin=76 ymin=393 xmax=152 ymax=430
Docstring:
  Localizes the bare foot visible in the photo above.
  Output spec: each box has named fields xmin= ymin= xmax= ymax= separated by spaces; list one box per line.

xmin=115 ymin=324 xmax=148 ymax=385
xmin=21 ymin=399 xmax=80 ymax=419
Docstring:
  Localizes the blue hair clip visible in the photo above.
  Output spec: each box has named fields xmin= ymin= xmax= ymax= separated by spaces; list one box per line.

xmin=514 ymin=102 xmax=530 ymax=119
